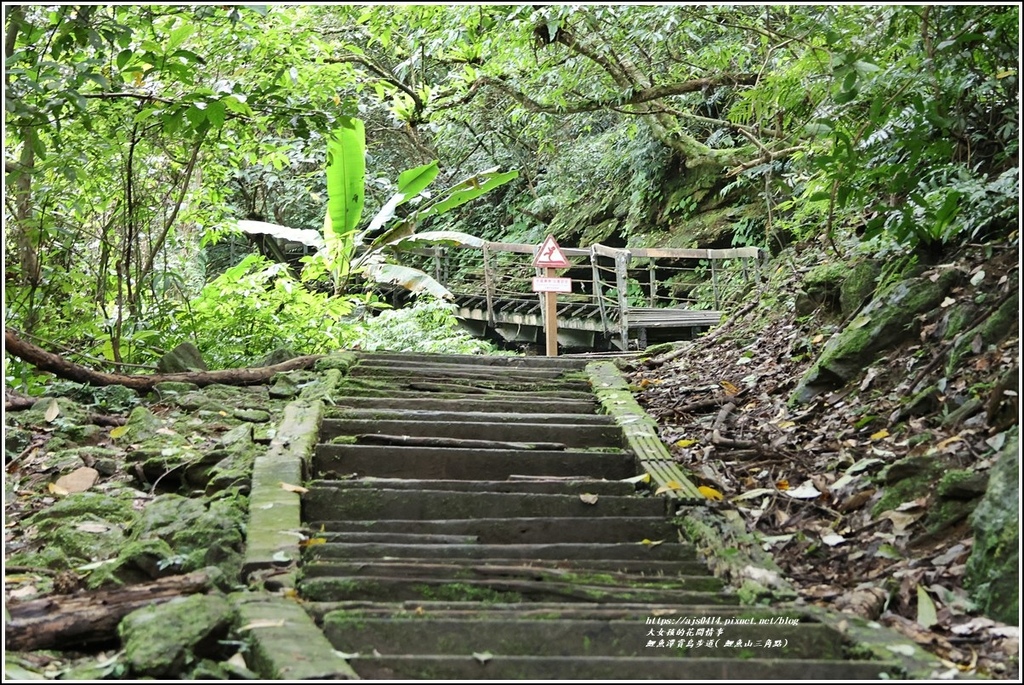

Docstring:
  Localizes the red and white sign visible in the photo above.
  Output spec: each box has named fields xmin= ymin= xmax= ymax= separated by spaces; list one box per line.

xmin=533 ymin=234 xmax=570 ymax=268
xmin=532 ymin=277 xmax=572 ymax=293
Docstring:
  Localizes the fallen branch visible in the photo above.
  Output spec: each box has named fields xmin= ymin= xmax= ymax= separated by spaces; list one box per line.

xmin=5 ymin=328 xmax=322 ymax=392
xmin=711 ymin=401 xmax=757 ymax=449
xmin=5 ymin=570 xmax=212 ymax=651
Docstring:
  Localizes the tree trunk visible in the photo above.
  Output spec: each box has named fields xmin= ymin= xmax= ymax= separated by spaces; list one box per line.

xmin=5 ymin=570 xmax=212 ymax=651
xmin=4 ymin=328 xmax=323 ymax=392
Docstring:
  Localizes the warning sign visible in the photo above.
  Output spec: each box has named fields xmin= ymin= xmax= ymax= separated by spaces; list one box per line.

xmin=533 ymin=234 xmax=570 ymax=268
xmin=532 ymin=277 xmax=572 ymax=293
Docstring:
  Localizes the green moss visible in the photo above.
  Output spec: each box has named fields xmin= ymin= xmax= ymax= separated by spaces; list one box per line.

xmin=936 ymin=470 xmax=979 ymax=498
xmin=414 ymin=582 xmax=522 ymax=604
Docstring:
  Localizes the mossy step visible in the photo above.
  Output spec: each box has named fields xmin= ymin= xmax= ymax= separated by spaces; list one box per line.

xmin=308 ymin=478 xmax=637 ymax=496
xmin=304 ymin=601 xmax=786 ymax=624
xmin=302 ymin=557 xmax=712 ymax=578
xmin=314 ymin=445 xmax=636 ymax=481
xmin=323 ymin=617 xmax=845 ymax=660
xmin=301 ymin=561 xmax=723 ymax=591
xmin=340 ymin=376 xmax=595 ymax=393
xmin=334 ymin=386 xmax=596 ymax=401
xmin=349 ymin=364 xmax=574 ymax=381
xmin=320 ymin=419 xmax=622 ymax=448
xmin=304 ymin=542 xmax=697 ymax=562
xmin=303 ymin=488 xmax=665 ymax=521
xmin=306 ymin=517 xmax=678 ymax=544
xmin=298 ymin=575 xmax=737 ymax=605
xmin=325 ymin=408 xmax=615 ymax=425
xmin=345 ymin=655 xmax=900 ymax=680
xmin=327 ymin=397 xmax=599 ymax=414
xmin=354 ymin=352 xmax=588 ymax=370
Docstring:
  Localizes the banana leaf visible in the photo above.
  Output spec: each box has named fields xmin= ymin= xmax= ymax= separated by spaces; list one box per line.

xmin=417 ymin=168 xmax=519 ymax=218
xmin=362 ymin=261 xmax=453 ymax=300
xmin=233 ymin=219 xmax=325 ymax=249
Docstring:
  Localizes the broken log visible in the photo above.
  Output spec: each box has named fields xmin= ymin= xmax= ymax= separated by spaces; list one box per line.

xmin=5 ymin=570 xmax=213 ymax=651
xmin=355 ymin=434 xmax=567 ymax=451
xmin=4 ymin=328 xmax=322 ymax=392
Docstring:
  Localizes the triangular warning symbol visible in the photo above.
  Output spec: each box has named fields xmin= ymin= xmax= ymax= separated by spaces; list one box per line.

xmin=533 ymin=234 xmax=570 ymax=268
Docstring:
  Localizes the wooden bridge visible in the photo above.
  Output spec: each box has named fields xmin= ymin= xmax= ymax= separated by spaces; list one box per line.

xmin=400 ymin=241 xmax=765 ymax=351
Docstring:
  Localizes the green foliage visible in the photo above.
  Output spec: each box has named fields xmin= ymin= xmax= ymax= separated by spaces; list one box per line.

xmin=176 ymin=254 xmax=363 ymax=368
xmin=354 ymin=299 xmax=503 ymax=355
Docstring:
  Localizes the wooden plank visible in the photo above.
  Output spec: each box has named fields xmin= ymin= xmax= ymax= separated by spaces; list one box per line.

xmin=591 ymin=243 xmax=623 ymax=258
xmin=585 ymin=361 xmax=704 ymax=503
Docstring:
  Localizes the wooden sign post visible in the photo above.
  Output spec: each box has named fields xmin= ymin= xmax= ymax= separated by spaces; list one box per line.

xmin=532 ymin=235 xmax=571 ymax=357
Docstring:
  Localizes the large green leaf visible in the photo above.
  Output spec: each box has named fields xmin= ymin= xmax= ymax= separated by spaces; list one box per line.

xmin=418 ymin=168 xmax=519 ymax=218
xmin=361 ymin=160 xmax=440 ymax=244
xmin=362 ymin=262 xmax=453 ymax=300
xmin=234 ymin=219 xmax=324 ymax=249
xmin=326 ymin=118 xmax=366 ymax=239
xmin=388 ymin=230 xmax=485 ymax=250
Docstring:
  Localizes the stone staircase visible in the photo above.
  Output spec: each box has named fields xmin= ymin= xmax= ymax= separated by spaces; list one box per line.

xmin=294 ymin=352 xmax=908 ymax=679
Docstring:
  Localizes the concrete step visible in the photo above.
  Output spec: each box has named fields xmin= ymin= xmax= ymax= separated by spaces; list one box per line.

xmin=354 ymin=352 xmax=588 ymax=370
xmin=323 ymin=617 xmax=846 ymax=659
xmin=341 ymin=376 xmax=596 ymax=393
xmin=301 ymin=558 xmax=713 ymax=578
xmin=314 ymin=445 xmax=636 ymax=481
xmin=303 ymin=488 xmax=665 ymax=521
xmin=308 ymin=478 xmax=638 ymax=496
xmin=326 ymin=396 xmax=599 ymax=414
xmin=305 ymin=517 xmax=678 ymax=544
xmin=304 ymin=542 xmax=697 ymax=562
xmin=349 ymin=364 xmax=576 ymax=381
xmin=333 ymin=386 xmax=597 ymax=401
xmin=298 ymin=575 xmax=736 ymax=605
xmin=325 ymin=407 xmax=615 ymax=425
xmin=344 ymin=655 xmax=898 ymax=680
xmin=300 ymin=561 xmax=723 ymax=591
xmin=320 ymin=418 xmax=623 ymax=447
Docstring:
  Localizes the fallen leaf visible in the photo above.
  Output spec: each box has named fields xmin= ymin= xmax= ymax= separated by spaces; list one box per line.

xmin=698 ymin=485 xmax=724 ymax=501
xmin=333 ymin=650 xmax=361 ymax=659
xmin=271 ymin=551 xmax=292 ymax=562
xmin=934 ymin=434 xmax=963 ymax=451
xmin=640 ymin=538 xmax=665 ymax=547
xmin=731 ymin=487 xmax=775 ymax=501
xmin=472 ymin=651 xmax=493 ymax=664
xmin=775 ymin=421 xmax=795 ymax=430
xmin=620 ymin=473 xmax=651 ymax=484
xmin=870 ymin=429 xmax=889 ymax=441
xmin=8 ymin=585 xmax=38 ymax=599
xmin=48 ymin=482 xmax=70 ymax=496
xmin=940 ymin=296 xmax=956 ymax=308
xmin=654 ymin=481 xmax=683 ymax=495
xmin=969 ymin=270 xmax=985 ymax=286
xmin=76 ymin=521 xmax=112 ymax=534
xmin=579 ymin=493 xmax=599 ymax=505
xmin=299 ymin=537 xmax=327 ymax=547
xmin=44 ymin=398 xmax=60 ymax=423
xmin=280 ymin=482 xmax=308 ymax=494
xmin=879 ymin=509 xmax=925 ymax=535
xmin=821 ymin=532 xmax=845 ymax=547
xmin=887 ymin=644 xmax=917 ymax=657
xmin=916 ymin=584 xmax=938 ymax=628
xmin=54 ymin=467 xmax=99 ymax=494
xmin=155 ymin=427 xmax=178 ymax=436
xmin=674 ymin=439 xmax=698 ymax=448
xmin=109 ymin=425 xmax=130 ymax=439
xmin=239 ymin=619 xmax=287 ymax=632
xmin=784 ymin=481 xmax=822 ymax=499
xmin=811 ymin=334 xmax=824 ymax=344
xmin=227 ymin=653 xmax=249 ymax=670
xmin=775 ymin=479 xmax=790 ymax=490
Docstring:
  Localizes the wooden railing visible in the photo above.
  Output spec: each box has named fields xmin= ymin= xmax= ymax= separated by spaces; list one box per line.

xmin=400 ymin=240 xmax=764 ymax=348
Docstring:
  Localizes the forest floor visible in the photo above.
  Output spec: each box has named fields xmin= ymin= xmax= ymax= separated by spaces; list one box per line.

xmin=625 ymin=240 xmax=1019 ymax=679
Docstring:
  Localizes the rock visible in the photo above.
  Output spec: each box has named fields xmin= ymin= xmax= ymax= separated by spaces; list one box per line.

xmin=794 ymin=263 xmax=846 ymax=317
xmin=232 ymin=408 xmax=271 ymax=423
xmin=5 ymin=426 xmax=33 ymax=456
xmin=268 ymin=373 xmax=300 ymax=399
xmin=130 ymin=494 xmax=247 ymax=586
xmin=965 ymin=428 xmax=1019 ymax=625
xmin=313 ymin=352 xmax=358 ymax=373
xmin=839 ymin=260 xmax=882 ymax=317
xmin=153 ymin=381 xmax=200 ymax=400
xmin=120 ymin=406 xmax=164 ymax=442
xmin=945 ymin=290 xmax=1019 ymax=376
xmin=156 ymin=342 xmax=208 ymax=373
xmin=260 ymin=347 xmax=298 ymax=366
xmin=790 ymin=269 xmax=959 ymax=404
xmin=120 ymin=593 xmax=234 ymax=678
xmin=936 ymin=469 xmax=989 ymax=500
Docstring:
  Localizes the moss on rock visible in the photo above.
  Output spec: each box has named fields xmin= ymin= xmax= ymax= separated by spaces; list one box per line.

xmin=839 ymin=260 xmax=882 ymax=317
xmin=120 ymin=592 xmax=234 ymax=678
xmin=965 ymin=428 xmax=1019 ymax=625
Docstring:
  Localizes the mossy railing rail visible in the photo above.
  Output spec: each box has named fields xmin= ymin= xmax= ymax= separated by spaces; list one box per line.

xmin=403 ymin=241 xmax=764 ymax=349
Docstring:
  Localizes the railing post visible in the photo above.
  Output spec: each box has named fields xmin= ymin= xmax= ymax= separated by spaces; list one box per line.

xmin=591 ymin=246 xmax=610 ymax=338
xmin=710 ymin=259 xmax=720 ymax=309
xmin=615 ymin=249 xmax=631 ymax=349
xmin=482 ymin=243 xmax=495 ymax=326
xmin=648 ymin=259 xmax=656 ymax=307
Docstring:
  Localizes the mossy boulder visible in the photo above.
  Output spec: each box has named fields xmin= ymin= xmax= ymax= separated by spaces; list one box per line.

xmin=945 ymin=290 xmax=1019 ymax=376
xmin=120 ymin=593 xmax=234 ymax=678
xmin=268 ymin=373 xmax=300 ymax=399
xmin=791 ymin=269 xmax=959 ymax=404
xmin=965 ymin=428 xmax=1019 ymax=625
xmin=794 ymin=262 xmax=846 ymax=317
xmin=119 ymin=406 xmax=165 ymax=443
xmin=130 ymin=493 xmax=247 ymax=585
xmin=156 ymin=341 xmax=208 ymax=373
xmin=313 ymin=351 xmax=358 ymax=373
xmin=839 ymin=260 xmax=882 ymax=317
